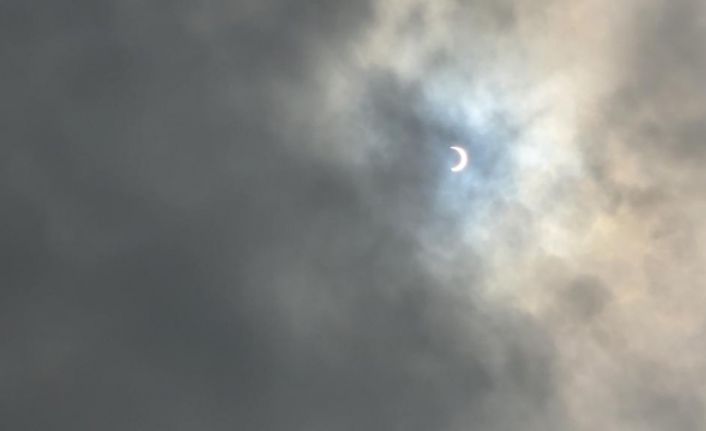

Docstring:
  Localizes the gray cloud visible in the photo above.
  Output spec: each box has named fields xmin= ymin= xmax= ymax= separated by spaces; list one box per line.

xmin=4 ymin=0 xmax=706 ymax=430
xmin=0 ymin=1 xmax=566 ymax=430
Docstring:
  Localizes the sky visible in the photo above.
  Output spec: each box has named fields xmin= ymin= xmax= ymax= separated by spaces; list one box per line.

xmin=2 ymin=0 xmax=706 ymax=429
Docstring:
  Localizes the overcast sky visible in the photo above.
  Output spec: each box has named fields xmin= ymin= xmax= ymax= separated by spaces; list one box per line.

xmin=3 ymin=0 xmax=706 ymax=430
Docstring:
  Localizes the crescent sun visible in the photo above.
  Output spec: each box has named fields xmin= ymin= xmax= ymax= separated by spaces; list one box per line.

xmin=450 ymin=146 xmax=468 ymax=172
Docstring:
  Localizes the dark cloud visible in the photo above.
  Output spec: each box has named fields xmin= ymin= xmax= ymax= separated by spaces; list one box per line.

xmin=7 ymin=0 xmax=706 ymax=428
xmin=1 ymin=1 xmax=566 ymax=430
xmin=558 ymin=276 xmax=610 ymax=323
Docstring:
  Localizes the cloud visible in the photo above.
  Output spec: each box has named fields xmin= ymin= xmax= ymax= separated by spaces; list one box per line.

xmin=1 ymin=1 xmax=567 ymax=430
xmin=3 ymin=0 xmax=706 ymax=430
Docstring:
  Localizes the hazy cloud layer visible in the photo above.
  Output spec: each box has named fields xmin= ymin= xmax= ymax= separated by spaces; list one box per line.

xmin=2 ymin=0 xmax=705 ymax=430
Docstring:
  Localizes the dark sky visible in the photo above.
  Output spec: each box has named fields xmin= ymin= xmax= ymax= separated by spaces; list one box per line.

xmin=2 ymin=1 xmax=706 ymax=430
